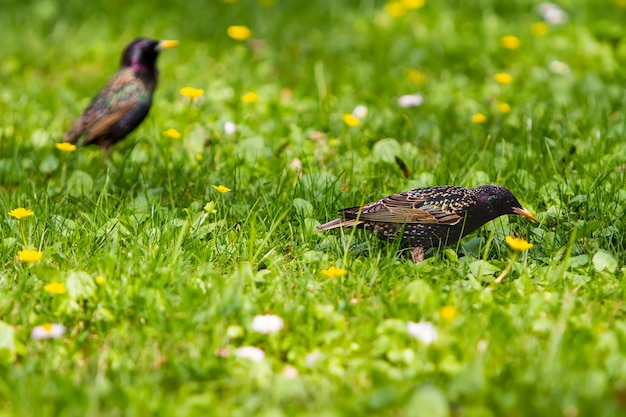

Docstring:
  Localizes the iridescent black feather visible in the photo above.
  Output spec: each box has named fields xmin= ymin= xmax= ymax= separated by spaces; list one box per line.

xmin=316 ymin=184 xmax=537 ymax=261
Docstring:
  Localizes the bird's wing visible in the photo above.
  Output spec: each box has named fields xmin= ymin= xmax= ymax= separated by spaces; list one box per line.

xmin=64 ymin=74 xmax=143 ymax=144
xmin=342 ymin=189 xmax=468 ymax=225
xmin=315 ymin=218 xmax=362 ymax=231
xmin=82 ymin=103 xmax=138 ymax=139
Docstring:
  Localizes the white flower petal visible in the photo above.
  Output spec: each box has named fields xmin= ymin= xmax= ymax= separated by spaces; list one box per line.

xmin=289 ymin=157 xmax=303 ymax=171
xmin=406 ymin=321 xmax=438 ymax=345
xmin=305 ymin=351 xmax=322 ymax=367
xmin=352 ymin=104 xmax=369 ymax=119
xmin=538 ymin=2 xmax=568 ymax=24
xmin=251 ymin=314 xmax=284 ymax=334
xmin=235 ymin=346 xmax=266 ymax=362
xmin=31 ymin=324 xmax=66 ymax=340
xmin=397 ymin=94 xmax=424 ymax=108
xmin=224 ymin=121 xmax=237 ymax=135
xmin=281 ymin=365 xmax=299 ymax=379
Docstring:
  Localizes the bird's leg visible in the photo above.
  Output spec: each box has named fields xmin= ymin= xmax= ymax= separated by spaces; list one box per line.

xmin=411 ymin=246 xmax=425 ymax=263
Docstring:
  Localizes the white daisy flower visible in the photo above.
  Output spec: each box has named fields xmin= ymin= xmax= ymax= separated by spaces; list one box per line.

xmin=406 ymin=321 xmax=438 ymax=345
xmin=397 ymin=93 xmax=424 ymax=108
xmin=251 ymin=314 xmax=284 ymax=334
xmin=352 ymin=104 xmax=369 ymax=119
xmin=305 ymin=351 xmax=322 ymax=367
xmin=224 ymin=121 xmax=237 ymax=135
xmin=281 ymin=365 xmax=299 ymax=379
xmin=539 ymin=2 xmax=568 ymax=25
xmin=31 ymin=323 xmax=66 ymax=340
xmin=234 ymin=346 xmax=266 ymax=362
xmin=289 ymin=157 xmax=303 ymax=171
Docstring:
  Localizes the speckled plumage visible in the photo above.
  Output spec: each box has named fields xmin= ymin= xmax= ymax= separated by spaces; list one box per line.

xmin=316 ymin=184 xmax=537 ymax=261
xmin=64 ymin=38 xmax=177 ymax=150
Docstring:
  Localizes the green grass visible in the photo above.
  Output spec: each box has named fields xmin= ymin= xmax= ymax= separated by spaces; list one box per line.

xmin=2 ymin=0 xmax=626 ymax=415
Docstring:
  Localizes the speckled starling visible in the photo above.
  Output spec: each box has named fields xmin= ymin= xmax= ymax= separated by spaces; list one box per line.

xmin=316 ymin=184 xmax=537 ymax=262
xmin=63 ymin=38 xmax=178 ymax=150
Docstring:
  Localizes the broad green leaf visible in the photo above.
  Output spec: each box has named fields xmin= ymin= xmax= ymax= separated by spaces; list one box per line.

xmin=592 ymin=250 xmax=617 ymax=273
xmin=39 ymin=154 xmax=59 ymax=173
xmin=468 ymin=260 xmax=500 ymax=278
xmin=0 ymin=322 xmax=16 ymax=362
xmin=404 ymin=385 xmax=450 ymax=417
xmin=371 ymin=138 xmax=401 ymax=163
xmin=67 ymin=170 xmax=93 ymax=197
xmin=405 ymin=280 xmax=435 ymax=312
xmin=66 ymin=270 xmax=97 ymax=300
xmin=293 ymin=198 xmax=313 ymax=216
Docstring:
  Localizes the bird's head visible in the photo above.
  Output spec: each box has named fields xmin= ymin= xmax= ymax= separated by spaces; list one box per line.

xmin=121 ymin=38 xmax=178 ymax=73
xmin=475 ymin=184 xmax=537 ymax=222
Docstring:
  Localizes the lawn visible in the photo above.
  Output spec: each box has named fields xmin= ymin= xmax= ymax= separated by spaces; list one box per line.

xmin=2 ymin=0 xmax=626 ymax=415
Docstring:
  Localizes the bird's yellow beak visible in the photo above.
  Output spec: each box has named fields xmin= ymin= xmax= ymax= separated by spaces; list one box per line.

xmin=513 ymin=206 xmax=538 ymax=222
xmin=157 ymin=40 xmax=179 ymax=50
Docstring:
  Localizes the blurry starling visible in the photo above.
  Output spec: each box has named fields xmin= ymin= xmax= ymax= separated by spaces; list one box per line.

xmin=316 ymin=184 xmax=537 ymax=262
xmin=63 ymin=38 xmax=178 ymax=151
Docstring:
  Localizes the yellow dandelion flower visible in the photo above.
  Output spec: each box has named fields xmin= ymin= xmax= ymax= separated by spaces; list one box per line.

xmin=401 ymin=0 xmax=425 ymax=9
xmin=407 ymin=69 xmax=427 ymax=84
xmin=241 ymin=92 xmax=259 ymax=103
xmin=494 ymin=73 xmax=513 ymax=84
xmin=163 ymin=128 xmax=182 ymax=139
xmin=212 ymin=185 xmax=231 ymax=193
xmin=472 ymin=113 xmax=487 ymax=124
xmin=440 ymin=305 xmax=457 ymax=322
xmin=8 ymin=208 xmax=34 ymax=220
xmin=44 ymin=282 xmax=67 ymax=295
xmin=498 ymin=102 xmax=511 ymax=113
xmin=180 ymin=86 xmax=205 ymax=100
xmin=342 ymin=114 xmax=360 ymax=127
xmin=531 ymin=22 xmax=549 ymax=37
xmin=195 ymin=154 xmax=204 ymax=162
xmin=501 ymin=35 xmax=521 ymax=50
xmin=227 ymin=25 xmax=252 ymax=41
xmin=321 ymin=266 xmax=348 ymax=278
xmin=505 ymin=236 xmax=534 ymax=251
xmin=95 ymin=275 xmax=106 ymax=285
xmin=17 ymin=249 xmax=44 ymax=263
xmin=55 ymin=142 xmax=77 ymax=152
xmin=386 ymin=1 xmax=407 ymax=18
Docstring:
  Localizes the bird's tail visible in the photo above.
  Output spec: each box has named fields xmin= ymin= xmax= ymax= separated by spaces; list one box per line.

xmin=315 ymin=218 xmax=362 ymax=231
xmin=63 ymin=118 xmax=86 ymax=144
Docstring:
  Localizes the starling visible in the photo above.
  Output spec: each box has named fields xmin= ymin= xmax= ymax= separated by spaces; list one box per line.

xmin=316 ymin=184 xmax=537 ymax=262
xmin=63 ymin=38 xmax=178 ymax=151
